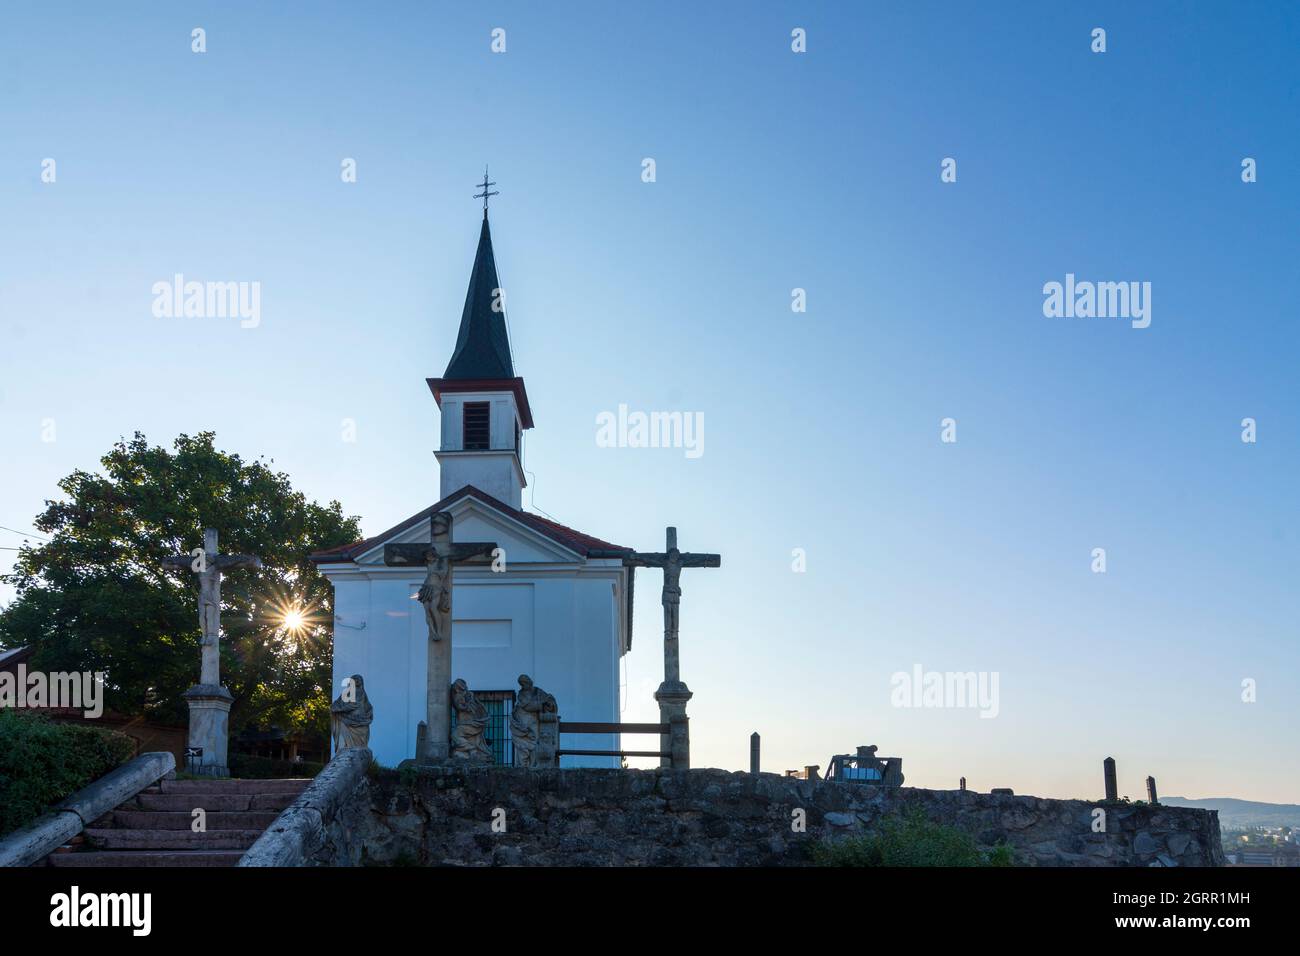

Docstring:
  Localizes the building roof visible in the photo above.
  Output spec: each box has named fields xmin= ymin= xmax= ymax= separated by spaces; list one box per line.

xmin=442 ymin=217 xmax=515 ymax=381
xmin=310 ymin=485 xmax=639 ymax=650
xmin=0 ymin=645 xmax=32 ymax=669
xmin=308 ymin=484 xmax=631 ymax=564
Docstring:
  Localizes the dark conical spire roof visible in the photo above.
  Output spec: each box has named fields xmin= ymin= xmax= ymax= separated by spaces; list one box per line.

xmin=443 ymin=217 xmax=515 ymax=380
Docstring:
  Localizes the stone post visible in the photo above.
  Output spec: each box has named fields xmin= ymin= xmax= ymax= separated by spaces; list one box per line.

xmin=749 ymin=732 xmax=760 ymax=774
xmin=668 ymin=714 xmax=690 ymax=769
xmin=536 ymin=710 xmax=559 ymax=768
xmin=655 ymin=682 xmax=692 ymax=769
xmin=184 ymin=685 xmax=234 ymax=777
xmin=1146 ymin=775 xmax=1158 ymax=804
xmin=626 ymin=527 xmax=718 ymax=768
xmin=162 ymin=528 xmax=261 ymax=778
xmin=1103 ymin=756 xmax=1118 ymax=801
xmin=960 ymin=776 xmax=966 ymax=791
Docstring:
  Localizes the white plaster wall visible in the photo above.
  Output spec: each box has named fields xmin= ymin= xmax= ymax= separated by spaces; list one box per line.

xmin=436 ymin=452 xmax=523 ymax=508
xmin=330 ymin=569 xmax=621 ymax=768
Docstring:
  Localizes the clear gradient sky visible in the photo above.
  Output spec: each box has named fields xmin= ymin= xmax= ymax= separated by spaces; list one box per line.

xmin=1 ymin=3 xmax=1296 ymax=801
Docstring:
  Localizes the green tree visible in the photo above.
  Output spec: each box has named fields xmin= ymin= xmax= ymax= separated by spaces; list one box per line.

xmin=0 ymin=432 xmax=361 ymax=740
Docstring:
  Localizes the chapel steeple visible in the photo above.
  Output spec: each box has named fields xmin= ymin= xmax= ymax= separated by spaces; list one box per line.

xmin=427 ymin=173 xmax=534 ymax=509
xmin=441 ymin=215 xmax=515 ymax=381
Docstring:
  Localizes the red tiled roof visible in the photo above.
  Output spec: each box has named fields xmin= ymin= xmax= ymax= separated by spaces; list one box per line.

xmin=309 ymin=485 xmax=630 ymax=563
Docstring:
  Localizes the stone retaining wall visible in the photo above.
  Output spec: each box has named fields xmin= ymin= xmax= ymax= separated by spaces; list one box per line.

xmin=238 ymin=747 xmax=371 ymax=866
xmin=339 ymin=765 xmax=1223 ymax=867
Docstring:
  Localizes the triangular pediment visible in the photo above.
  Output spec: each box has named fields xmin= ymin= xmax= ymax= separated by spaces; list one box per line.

xmin=353 ymin=494 xmax=584 ymax=567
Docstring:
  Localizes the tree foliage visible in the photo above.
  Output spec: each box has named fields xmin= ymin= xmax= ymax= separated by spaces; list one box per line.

xmin=0 ymin=710 xmax=137 ymax=836
xmin=0 ymin=432 xmax=361 ymax=738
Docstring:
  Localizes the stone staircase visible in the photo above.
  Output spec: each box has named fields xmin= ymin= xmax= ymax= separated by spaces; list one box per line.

xmin=46 ymin=776 xmax=311 ymax=867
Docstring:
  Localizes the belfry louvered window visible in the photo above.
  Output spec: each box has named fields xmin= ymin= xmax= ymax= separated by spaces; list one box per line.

xmin=463 ymin=402 xmax=491 ymax=450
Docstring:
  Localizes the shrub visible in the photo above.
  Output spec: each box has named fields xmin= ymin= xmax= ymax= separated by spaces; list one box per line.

xmin=0 ymin=710 xmax=137 ymax=836
xmin=228 ymin=753 xmax=323 ymax=779
xmin=811 ymin=809 xmax=1015 ymax=867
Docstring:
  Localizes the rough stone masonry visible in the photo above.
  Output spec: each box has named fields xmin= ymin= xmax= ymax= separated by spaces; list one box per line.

xmin=279 ymin=764 xmax=1224 ymax=867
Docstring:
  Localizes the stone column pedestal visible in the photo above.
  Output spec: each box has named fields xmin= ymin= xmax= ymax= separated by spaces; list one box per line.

xmin=183 ymin=684 xmax=234 ymax=777
xmin=536 ymin=711 xmax=559 ymax=768
xmin=654 ymin=680 xmax=692 ymax=769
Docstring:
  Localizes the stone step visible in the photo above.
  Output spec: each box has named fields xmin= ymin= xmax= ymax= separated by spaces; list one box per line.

xmin=49 ymin=850 xmax=243 ymax=868
xmin=129 ymin=792 xmax=301 ymax=812
xmin=156 ymin=778 xmax=312 ymax=795
xmin=109 ymin=810 xmax=280 ymax=831
xmin=85 ymin=828 xmax=263 ymax=850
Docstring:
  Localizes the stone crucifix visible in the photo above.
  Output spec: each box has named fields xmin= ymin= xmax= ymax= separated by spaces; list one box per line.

xmin=627 ymin=527 xmax=720 ymax=767
xmin=383 ymin=512 xmax=496 ymax=764
xmin=162 ymin=528 xmax=262 ymax=777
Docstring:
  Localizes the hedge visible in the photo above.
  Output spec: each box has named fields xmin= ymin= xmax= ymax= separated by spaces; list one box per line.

xmin=0 ymin=710 xmax=137 ymax=836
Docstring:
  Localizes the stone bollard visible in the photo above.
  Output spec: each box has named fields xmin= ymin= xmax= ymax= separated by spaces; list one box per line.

xmin=960 ymin=776 xmax=966 ymax=791
xmin=750 ymin=732 xmax=760 ymax=774
xmin=669 ymin=714 xmax=690 ymax=769
xmin=536 ymin=711 xmax=559 ymax=768
xmin=1103 ymin=757 xmax=1118 ymax=801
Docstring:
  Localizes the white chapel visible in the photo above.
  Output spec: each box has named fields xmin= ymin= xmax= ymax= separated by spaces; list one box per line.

xmin=312 ymin=207 xmax=633 ymax=768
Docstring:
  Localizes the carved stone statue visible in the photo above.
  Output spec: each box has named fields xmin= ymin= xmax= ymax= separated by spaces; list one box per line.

xmin=449 ymin=678 xmax=493 ymax=762
xmin=510 ymin=674 xmax=557 ymax=767
xmin=856 ymin=744 xmax=883 ymax=771
xmin=330 ymin=674 xmax=373 ymax=752
xmin=416 ymin=513 xmax=453 ymax=642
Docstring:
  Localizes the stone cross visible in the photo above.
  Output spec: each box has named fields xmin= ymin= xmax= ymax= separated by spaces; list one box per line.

xmin=383 ymin=512 xmax=496 ymax=763
xmin=627 ymin=527 xmax=720 ymax=766
xmin=162 ymin=528 xmax=261 ymax=776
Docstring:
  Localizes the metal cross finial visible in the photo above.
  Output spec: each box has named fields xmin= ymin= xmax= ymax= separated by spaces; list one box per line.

xmin=474 ymin=166 xmax=499 ymax=218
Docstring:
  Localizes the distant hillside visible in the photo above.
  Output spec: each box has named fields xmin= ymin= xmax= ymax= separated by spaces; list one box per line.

xmin=1162 ymin=797 xmax=1300 ymax=829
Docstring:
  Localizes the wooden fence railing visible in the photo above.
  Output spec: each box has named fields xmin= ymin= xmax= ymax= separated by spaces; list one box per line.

xmin=557 ymin=716 xmax=689 ymax=769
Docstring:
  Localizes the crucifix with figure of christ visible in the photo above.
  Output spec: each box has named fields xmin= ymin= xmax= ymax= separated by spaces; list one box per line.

xmin=162 ymin=528 xmax=262 ymax=776
xmin=383 ymin=511 xmax=497 ymax=763
xmin=627 ymin=527 xmax=720 ymax=767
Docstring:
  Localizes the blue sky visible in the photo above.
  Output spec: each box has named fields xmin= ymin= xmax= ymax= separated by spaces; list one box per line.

xmin=1 ymin=2 xmax=1296 ymax=801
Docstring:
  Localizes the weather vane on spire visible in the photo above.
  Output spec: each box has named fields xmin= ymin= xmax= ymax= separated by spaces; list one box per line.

xmin=473 ymin=166 xmax=499 ymax=219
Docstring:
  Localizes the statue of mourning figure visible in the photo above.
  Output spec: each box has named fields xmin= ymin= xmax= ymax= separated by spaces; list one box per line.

xmin=330 ymin=674 xmax=374 ymax=752
xmin=449 ymin=678 xmax=494 ymax=763
xmin=509 ymin=674 xmax=557 ymax=768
